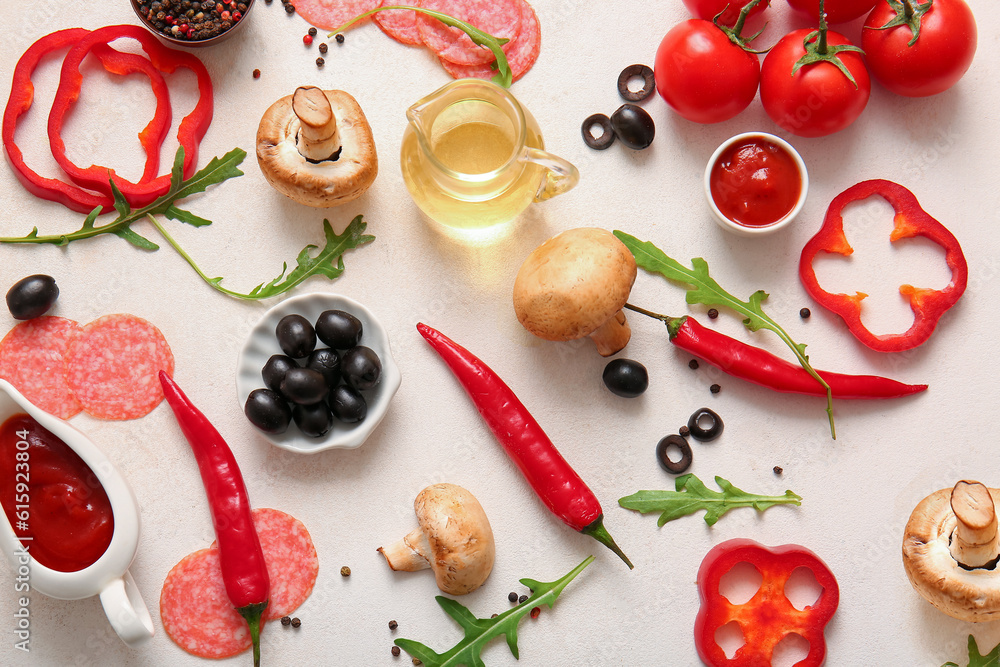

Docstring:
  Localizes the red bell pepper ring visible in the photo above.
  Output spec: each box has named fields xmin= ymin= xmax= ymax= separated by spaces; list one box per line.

xmin=695 ymin=538 xmax=839 ymax=667
xmin=47 ymin=25 xmax=213 ymax=207
xmin=799 ymin=179 xmax=968 ymax=352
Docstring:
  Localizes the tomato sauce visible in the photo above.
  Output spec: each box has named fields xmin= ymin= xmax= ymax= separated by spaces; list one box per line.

xmin=0 ymin=414 xmax=114 ymax=572
xmin=710 ymin=138 xmax=801 ymax=227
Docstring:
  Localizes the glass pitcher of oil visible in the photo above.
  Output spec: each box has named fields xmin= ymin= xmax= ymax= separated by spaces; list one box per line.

xmin=401 ymin=79 xmax=580 ymax=232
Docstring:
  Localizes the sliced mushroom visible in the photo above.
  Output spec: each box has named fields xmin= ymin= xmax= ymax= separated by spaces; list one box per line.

xmin=378 ymin=483 xmax=495 ymax=595
xmin=513 ymin=228 xmax=637 ymax=356
xmin=902 ymin=480 xmax=1000 ymax=621
xmin=256 ymin=86 xmax=377 ymax=207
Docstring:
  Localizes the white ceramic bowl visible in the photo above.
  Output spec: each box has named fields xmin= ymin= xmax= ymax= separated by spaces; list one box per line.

xmin=236 ymin=293 xmax=402 ymax=454
xmin=704 ymin=131 xmax=809 ymax=237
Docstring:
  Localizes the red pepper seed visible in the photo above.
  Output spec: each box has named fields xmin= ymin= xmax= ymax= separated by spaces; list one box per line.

xmin=221 ymin=9 xmax=231 ymax=19
xmin=303 ymin=34 xmax=313 ymax=45
xmin=252 ymin=68 xmax=261 ymax=78
xmin=530 ymin=607 xmax=541 ymax=619
xmin=233 ymin=10 xmax=242 ymax=19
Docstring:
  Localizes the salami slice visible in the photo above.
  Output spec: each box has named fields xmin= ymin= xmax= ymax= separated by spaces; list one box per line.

xmin=418 ymin=0 xmax=522 ymax=66
xmin=440 ymin=0 xmax=540 ymax=82
xmin=373 ymin=0 xmax=422 ymax=46
xmin=256 ymin=509 xmax=320 ymax=619
xmin=64 ymin=314 xmax=174 ymax=420
xmin=293 ymin=0 xmax=379 ymax=31
xmin=0 ymin=316 xmax=82 ymax=419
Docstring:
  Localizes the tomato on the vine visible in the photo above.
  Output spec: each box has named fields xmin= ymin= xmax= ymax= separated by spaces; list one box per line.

xmin=862 ymin=0 xmax=977 ymax=97
xmin=760 ymin=28 xmax=870 ymax=137
xmin=682 ymin=0 xmax=769 ymax=26
xmin=786 ymin=0 xmax=877 ymax=23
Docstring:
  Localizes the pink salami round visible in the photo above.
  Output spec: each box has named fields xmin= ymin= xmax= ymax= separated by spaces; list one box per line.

xmin=0 ymin=316 xmax=82 ymax=419
xmin=65 ymin=314 xmax=174 ymax=420
xmin=373 ymin=0 xmax=422 ymax=46
xmin=255 ymin=508 xmax=320 ymax=620
xmin=293 ymin=0 xmax=379 ymax=31
xmin=418 ymin=0 xmax=522 ymax=66
xmin=440 ymin=0 xmax=540 ymax=82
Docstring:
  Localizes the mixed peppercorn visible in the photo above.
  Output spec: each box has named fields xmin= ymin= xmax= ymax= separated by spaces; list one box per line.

xmin=136 ymin=0 xmax=248 ymax=40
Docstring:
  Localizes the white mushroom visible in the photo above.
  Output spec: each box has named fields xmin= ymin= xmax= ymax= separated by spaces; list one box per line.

xmin=256 ymin=86 xmax=377 ymax=207
xmin=378 ymin=483 xmax=495 ymax=595
xmin=513 ymin=228 xmax=637 ymax=356
xmin=902 ymin=480 xmax=1000 ymax=621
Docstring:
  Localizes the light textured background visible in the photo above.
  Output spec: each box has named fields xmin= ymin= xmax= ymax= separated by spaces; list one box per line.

xmin=0 ymin=0 xmax=997 ymax=665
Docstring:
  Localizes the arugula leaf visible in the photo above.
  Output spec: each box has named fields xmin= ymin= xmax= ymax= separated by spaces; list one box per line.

xmin=619 ymin=474 xmax=801 ymax=527
xmin=943 ymin=635 xmax=1000 ymax=667
xmin=395 ymin=557 xmax=593 ymax=667
xmin=613 ymin=230 xmax=836 ymax=439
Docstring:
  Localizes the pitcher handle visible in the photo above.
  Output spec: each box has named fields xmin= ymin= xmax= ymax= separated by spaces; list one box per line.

xmin=99 ymin=571 xmax=154 ymax=648
xmin=522 ymin=148 xmax=580 ymax=202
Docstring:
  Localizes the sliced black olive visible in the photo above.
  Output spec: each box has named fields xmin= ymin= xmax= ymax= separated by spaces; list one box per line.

xmin=262 ymin=355 xmax=298 ymax=395
xmin=687 ymin=407 xmax=724 ymax=442
xmin=655 ymin=435 xmax=692 ymax=474
xmin=341 ymin=346 xmax=382 ymax=391
xmin=610 ymin=104 xmax=655 ymax=150
xmin=330 ymin=384 xmax=367 ymax=423
xmin=602 ymin=359 xmax=649 ymax=398
xmin=244 ymin=388 xmax=293 ymax=434
xmin=315 ymin=310 xmax=363 ymax=349
xmin=617 ymin=64 xmax=655 ymax=102
xmin=6 ymin=274 xmax=59 ymax=320
xmin=276 ymin=314 xmax=316 ymax=358
xmin=306 ymin=348 xmax=341 ymax=388
xmin=292 ymin=401 xmax=334 ymax=438
xmin=581 ymin=113 xmax=615 ymax=150
xmin=280 ymin=367 xmax=329 ymax=405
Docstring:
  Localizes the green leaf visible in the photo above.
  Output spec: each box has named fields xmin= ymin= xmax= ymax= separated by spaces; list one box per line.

xmin=942 ymin=635 xmax=1000 ymax=667
xmin=112 ymin=227 xmax=159 ymax=250
xmin=167 ymin=147 xmax=246 ymax=202
xmin=164 ymin=205 xmax=212 ymax=227
xmin=109 ymin=178 xmax=131 ymax=219
xmin=395 ymin=557 xmax=593 ymax=667
xmin=619 ymin=475 xmax=801 ymax=527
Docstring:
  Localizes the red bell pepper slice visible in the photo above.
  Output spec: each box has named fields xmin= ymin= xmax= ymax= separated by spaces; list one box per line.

xmin=47 ymin=25 xmax=213 ymax=207
xmin=799 ymin=179 xmax=968 ymax=352
xmin=695 ymin=539 xmax=839 ymax=667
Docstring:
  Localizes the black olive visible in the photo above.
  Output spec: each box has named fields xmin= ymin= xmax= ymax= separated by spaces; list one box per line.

xmin=330 ymin=385 xmax=367 ymax=423
xmin=617 ymin=64 xmax=655 ymax=102
xmin=581 ymin=113 xmax=615 ymax=150
xmin=6 ymin=275 xmax=59 ymax=320
xmin=315 ymin=310 xmax=363 ymax=349
xmin=280 ymin=367 xmax=329 ymax=405
xmin=602 ymin=359 xmax=648 ymax=398
xmin=655 ymin=435 xmax=692 ymax=474
xmin=687 ymin=407 xmax=724 ymax=442
xmin=262 ymin=355 xmax=298 ymax=395
xmin=610 ymin=104 xmax=655 ymax=150
xmin=275 ymin=314 xmax=316 ymax=358
xmin=306 ymin=348 xmax=341 ymax=388
xmin=244 ymin=389 xmax=292 ymax=434
xmin=341 ymin=346 xmax=382 ymax=391
xmin=292 ymin=401 xmax=334 ymax=438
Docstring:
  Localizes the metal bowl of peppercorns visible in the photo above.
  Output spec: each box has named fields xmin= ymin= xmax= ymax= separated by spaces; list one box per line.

xmin=131 ymin=0 xmax=255 ymax=46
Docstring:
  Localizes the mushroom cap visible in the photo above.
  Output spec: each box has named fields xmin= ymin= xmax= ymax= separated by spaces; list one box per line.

xmin=902 ymin=484 xmax=1000 ymax=621
xmin=513 ymin=228 xmax=637 ymax=342
xmin=414 ymin=483 xmax=495 ymax=595
xmin=256 ymin=89 xmax=377 ymax=208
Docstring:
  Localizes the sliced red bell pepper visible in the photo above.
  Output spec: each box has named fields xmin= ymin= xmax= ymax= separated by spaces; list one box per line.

xmin=695 ymin=538 xmax=839 ymax=667
xmin=799 ymin=179 xmax=968 ymax=352
xmin=47 ymin=25 xmax=213 ymax=207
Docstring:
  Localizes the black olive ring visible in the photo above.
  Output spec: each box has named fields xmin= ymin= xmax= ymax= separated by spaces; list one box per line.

xmin=617 ymin=64 xmax=655 ymax=102
xmin=656 ymin=435 xmax=693 ymax=474
xmin=581 ymin=113 xmax=615 ymax=150
xmin=687 ymin=407 xmax=724 ymax=442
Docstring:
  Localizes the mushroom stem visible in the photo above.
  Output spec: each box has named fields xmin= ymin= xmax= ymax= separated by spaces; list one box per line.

xmin=950 ymin=480 xmax=999 ymax=569
xmin=292 ymin=86 xmax=341 ymax=162
xmin=377 ymin=527 xmax=432 ymax=572
xmin=589 ymin=309 xmax=631 ymax=356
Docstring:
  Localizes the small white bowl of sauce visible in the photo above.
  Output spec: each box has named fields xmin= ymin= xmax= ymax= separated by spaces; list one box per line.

xmin=704 ymin=132 xmax=808 ymax=237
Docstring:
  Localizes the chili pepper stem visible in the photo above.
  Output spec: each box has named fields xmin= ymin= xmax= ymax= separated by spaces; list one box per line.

xmin=238 ymin=602 xmax=268 ymax=667
xmin=580 ymin=516 xmax=633 ymax=569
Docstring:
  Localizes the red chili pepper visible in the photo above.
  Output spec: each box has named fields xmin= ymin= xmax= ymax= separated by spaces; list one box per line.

xmin=47 ymin=25 xmax=213 ymax=207
xmin=417 ymin=323 xmax=633 ymax=569
xmin=799 ymin=179 xmax=968 ymax=352
xmin=695 ymin=538 xmax=839 ymax=667
xmin=158 ymin=371 xmax=269 ymax=667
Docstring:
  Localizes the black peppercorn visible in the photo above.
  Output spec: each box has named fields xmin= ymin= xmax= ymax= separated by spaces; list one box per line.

xmin=284 ymin=3 xmax=295 ymax=13
xmin=707 ymin=308 xmax=719 ymax=319
xmin=518 ymin=594 xmax=527 ymax=604
xmin=800 ymin=307 xmax=811 ymax=319
xmin=291 ymin=617 xmax=301 ymax=628
xmin=319 ymin=42 xmax=328 ymax=53
xmin=774 ymin=465 xmax=783 ymax=475
xmin=388 ymin=620 xmax=398 ymax=630
xmin=308 ymin=26 xmax=317 ymax=36
xmin=679 ymin=425 xmax=690 ymax=437
xmin=335 ymin=32 xmax=345 ymax=43
xmin=340 ymin=566 xmax=351 ymax=576
xmin=688 ymin=359 xmax=699 ymax=370
xmin=710 ymin=383 xmax=721 ymax=394
xmin=391 ymin=646 xmax=401 ymax=657
xmin=280 ymin=616 xmax=291 ymax=626
xmin=316 ymin=56 xmax=325 ymax=67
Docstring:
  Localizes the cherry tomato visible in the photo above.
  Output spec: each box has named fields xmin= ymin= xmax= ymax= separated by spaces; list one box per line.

xmin=862 ymin=0 xmax=976 ymax=97
xmin=682 ymin=0 xmax=769 ymax=26
xmin=654 ymin=20 xmax=760 ymax=124
xmin=760 ymin=29 xmax=870 ymax=137
xmin=786 ymin=0 xmax=876 ymax=23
